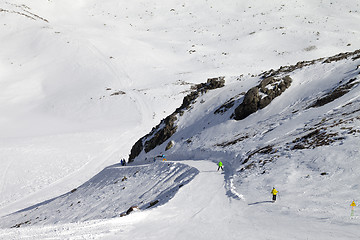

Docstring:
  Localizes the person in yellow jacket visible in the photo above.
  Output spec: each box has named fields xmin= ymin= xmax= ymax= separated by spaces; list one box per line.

xmin=271 ymin=187 xmax=278 ymax=202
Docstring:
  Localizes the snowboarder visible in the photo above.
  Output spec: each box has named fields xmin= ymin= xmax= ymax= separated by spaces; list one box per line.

xmin=271 ymin=187 xmax=278 ymax=202
xmin=217 ymin=161 xmax=224 ymax=171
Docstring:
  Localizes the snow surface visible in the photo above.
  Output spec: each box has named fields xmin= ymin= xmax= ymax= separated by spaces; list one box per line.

xmin=1 ymin=0 xmax=360 ymax=239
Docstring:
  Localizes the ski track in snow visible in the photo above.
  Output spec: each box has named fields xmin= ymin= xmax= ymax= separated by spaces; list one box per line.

xmin=0 ymin=160 xmax=231 ymax=239
xmin=0 ymin=159 xmax=13 ymax=199
xmin=1 ymin=160 xmax=358 ymax=240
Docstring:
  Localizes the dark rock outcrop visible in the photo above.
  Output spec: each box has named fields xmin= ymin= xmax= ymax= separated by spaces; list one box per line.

xmin=144 ymin=115 xmax=178 ymax=153
xmin=233 ymin=87 xmax=260 ymax=120
xmin=147 ymin=200 xmax=159 ymax=208
xmin=261 ymin=50 xmax=360 ymax=79
xmin=165 ymin=140 xmax=175 ymax=151
xmin=128 ymin=77 xmax=225 ymax=162
xmin=125 ymin=206 xmax=139 ymax=215
xmin=308 ymin=77 xmax=359 ymax=108
xmin=128 ymin=139 xmax=144 ymax=164
xmin=233 ymin=76 xmax=292 ymax=120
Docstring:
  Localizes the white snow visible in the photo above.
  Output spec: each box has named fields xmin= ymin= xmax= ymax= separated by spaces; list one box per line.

xmin=1 ymin=0 xmax=360 ymax=239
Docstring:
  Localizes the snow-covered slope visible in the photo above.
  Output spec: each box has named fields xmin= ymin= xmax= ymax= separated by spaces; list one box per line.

xmin=1 ymin=0 xmax=360 ymax=239
xmin=147 ymin=49 xmax=360 ymax=224
xmin=0 ymin=161 xmax=198 ymax=228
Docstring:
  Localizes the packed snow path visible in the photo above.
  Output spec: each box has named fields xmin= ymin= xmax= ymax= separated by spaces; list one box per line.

xmin=0 ymin=160 xmax=241 ymax=239
xmin=1 ymin=160 xmax=359 ymax=240
xmin=115 ymin=160 xmax=245 ymax=240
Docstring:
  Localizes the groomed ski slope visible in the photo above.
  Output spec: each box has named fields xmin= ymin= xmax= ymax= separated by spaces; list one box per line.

xmin=0 ymin=160 xmax=358 ymax=239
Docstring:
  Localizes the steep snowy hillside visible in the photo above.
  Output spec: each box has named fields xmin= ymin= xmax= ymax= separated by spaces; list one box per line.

xmin=127 ymin=50 xmax=360 ymax=238
xmin=133 ymin=50 xmax=360 ymax=165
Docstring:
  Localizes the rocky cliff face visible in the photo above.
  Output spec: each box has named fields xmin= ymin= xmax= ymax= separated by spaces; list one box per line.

xmin=129 ymin=49 xmax=360 ymax=163
xmin=128 ymin=77 xmax=225 ymax=162
xmin=232 ymin=49 xmax=360 ymax=121
xmin=232 ymin=75 xmax=292 ymax=120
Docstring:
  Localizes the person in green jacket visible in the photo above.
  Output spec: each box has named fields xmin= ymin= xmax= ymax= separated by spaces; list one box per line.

xmin=217 ymin=161 xmax=224 ymax=171
xmin=271 ymin=187 xmax=278 ymax=202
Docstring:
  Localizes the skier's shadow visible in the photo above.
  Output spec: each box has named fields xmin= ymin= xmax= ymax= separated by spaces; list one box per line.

xmin=248 ymin=200 xmax=274 ymax=205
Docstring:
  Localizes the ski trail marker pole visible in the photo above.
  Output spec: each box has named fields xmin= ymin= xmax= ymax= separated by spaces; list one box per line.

xmin=350 ymin=201 xmax=356 ymax=217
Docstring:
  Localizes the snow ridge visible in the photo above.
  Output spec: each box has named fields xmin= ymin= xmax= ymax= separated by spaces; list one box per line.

xmin=0 ymin=162 xmax=198 ymax=228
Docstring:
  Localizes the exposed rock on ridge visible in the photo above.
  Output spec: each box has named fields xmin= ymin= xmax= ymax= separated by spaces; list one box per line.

xmin=129 ymin=49 xmax=360 ymax=163
xmin=232 ymin=75 xmax=292 ymax=120
xmin=232 ymin=49 xmax=360 ymax=121
xmin=308 ymin=77 xmax=360 ymax=108
xmin=128 ymin=77 xmax=225 ymax=162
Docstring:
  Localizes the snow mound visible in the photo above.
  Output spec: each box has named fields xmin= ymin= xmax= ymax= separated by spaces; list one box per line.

xmin=0 ymin=161 xmax=198 ymax=228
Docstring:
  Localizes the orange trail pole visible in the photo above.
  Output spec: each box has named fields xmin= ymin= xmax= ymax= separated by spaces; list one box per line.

xmin=350 ymin=201 xmax=356 ymax=217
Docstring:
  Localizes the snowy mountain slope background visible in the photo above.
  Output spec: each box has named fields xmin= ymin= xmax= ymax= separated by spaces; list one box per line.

xmin=133 ymin=49 xmax=360 ymax=222
xmin=1 ymin=0 xmax=360 ymax=239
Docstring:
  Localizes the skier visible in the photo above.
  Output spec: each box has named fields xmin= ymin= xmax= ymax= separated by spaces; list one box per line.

xmin=271 ymin=187 xmax=278 ymax=202
xmin=217 ymin=161 xmax=224 ymax=171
